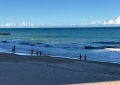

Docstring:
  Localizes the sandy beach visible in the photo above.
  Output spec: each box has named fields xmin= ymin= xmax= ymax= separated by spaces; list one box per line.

xmin=0 ymin=52 xmax=120 ymax=85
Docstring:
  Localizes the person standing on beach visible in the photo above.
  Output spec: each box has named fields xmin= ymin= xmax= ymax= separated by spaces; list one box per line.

xmin=40 ymin=52 xmax=42 ymax=56
xmin=12 ymin=45 xmax=15 ymax=53
xmin=36 ymin=51 xmax=38 ymax=56
xmin=80 ymin=54 xmax=82 ymax=60
xmin=31 ymin=50 xmax=33 ymax=55
xmin=84 ymin=54 xmax=86 ymax=60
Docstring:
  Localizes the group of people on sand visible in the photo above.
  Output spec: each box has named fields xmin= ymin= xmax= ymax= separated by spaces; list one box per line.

xmin=79 ymin=54 xmax=87 ymax=61
xmin=12 ymin=45 xmax=87 ymax=60
xmin=31 ymin=49 xmax=42 ymax=56
xmin=12 ymin=45 xmax=42 ymax=56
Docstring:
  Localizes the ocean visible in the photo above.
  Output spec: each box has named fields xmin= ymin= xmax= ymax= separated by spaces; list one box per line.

xmin=0 ymin=27 xmax=120 ymax=64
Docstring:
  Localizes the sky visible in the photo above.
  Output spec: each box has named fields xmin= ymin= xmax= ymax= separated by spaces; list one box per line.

xmin=0 ymin=0 xmax=120 ymax=28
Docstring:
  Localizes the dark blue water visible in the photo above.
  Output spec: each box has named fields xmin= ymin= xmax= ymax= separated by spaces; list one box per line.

xmin=0 ymin=27 xmax=120 ymax=63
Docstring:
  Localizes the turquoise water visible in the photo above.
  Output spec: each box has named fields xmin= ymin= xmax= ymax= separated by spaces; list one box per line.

xmin=1 ymin=27 xmax=120 ymax=43
xmin=0 ymin=27 xmax=120 ymax=63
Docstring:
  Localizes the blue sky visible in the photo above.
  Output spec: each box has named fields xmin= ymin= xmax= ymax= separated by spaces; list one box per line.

xmin=0 ymin=0 xmax=120 ymax=27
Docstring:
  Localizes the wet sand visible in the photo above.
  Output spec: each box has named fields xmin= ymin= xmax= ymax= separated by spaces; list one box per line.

xmin=0 ymin=52 xmax=120 ymax=85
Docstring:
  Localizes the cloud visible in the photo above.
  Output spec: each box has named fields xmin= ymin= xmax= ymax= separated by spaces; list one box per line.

xmin=103 ymin=21 xmax=107 ymax=25
xmin=70 ymin=24 xmax=76 ymax=26
xmin=41 ymin=23 xmax=45 ymax=26
xmin=98 ymin=21 xmax=101 ymax=24
xmin=2 ymin=22 xmax=34 ymax=27
xmin=82 ymin=23 xmax=87 ymax=25
xmin=82 ymin=21 xmax=101 ymax=26
xmin=20 ymin=22 xmax=34 ymax=26
xmin=2 ymin=23 xmax=16 ymax=27
xmin=115 ymin=16 xmax=120 ymax=24
xmin=90 ymin=21 xmax=96 ymax=25
xmin=104 ymin=16 xmax=120 ymax=25
xmin=108 ymin=20 xmax=114 ymax=24
xmin=82 ymin=16 xmax=120 ymax=26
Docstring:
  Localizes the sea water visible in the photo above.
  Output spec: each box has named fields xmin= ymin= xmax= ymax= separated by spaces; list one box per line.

xmin=0 ymin=27 xmax=120 ymax=64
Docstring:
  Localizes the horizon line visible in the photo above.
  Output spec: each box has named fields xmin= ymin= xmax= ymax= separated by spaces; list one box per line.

xmin=0 ymin=26 xmax=120 ymax=28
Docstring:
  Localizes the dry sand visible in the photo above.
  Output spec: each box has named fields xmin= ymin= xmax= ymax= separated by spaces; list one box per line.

xmin=0 ymin=52 xmax=120 ymax=85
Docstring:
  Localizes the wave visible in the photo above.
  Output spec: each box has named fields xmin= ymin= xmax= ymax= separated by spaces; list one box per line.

xmin=20 ymin=42 xmax=35 ymax=46
xmin=84 ymin=41 xmax=120 ymax=49
xmin=84 ymin=46 xmax=104 ymax=49
xmin=105 ymin=48 xmax=120 ymax=51
xmin=1 ymin=41 xmax=8 ymax=43
xmin=92 ymin=41 xmax=120 ymax=44
xmin=2 ymin=40 xmax=120 ymax=50
xmin=84 ymin=45 xmax=120 ymax=49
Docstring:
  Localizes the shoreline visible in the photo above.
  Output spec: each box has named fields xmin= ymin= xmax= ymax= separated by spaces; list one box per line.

xmin=1 ymin=52 xmax=120 ymax=69
xmin=0 ymin=52 xmax=120 ymax=85
xmin=1 ymin=51 xmax=120 ymax=66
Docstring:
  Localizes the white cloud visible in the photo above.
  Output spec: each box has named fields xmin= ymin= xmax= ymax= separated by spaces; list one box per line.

xmin=20 ymin=22 xmax=34 ymax=26
xmin=52 ymin=24 xmax=56 ymax=26
xmin=98 ymin=21 xmax=101 ymax=24
xmin=31 ymin=24 xmax=34 ymax=26
xmin=88 ymin=21 xmax=102 ymax=25
xmin=90 ymin=21 xmax=96 ymax=25
xmin=108 ymin=20 xmax=114 ymax=24
xmin=41 ymin=23 xmax=45 ymax=26
xmin=70 ymin=24 xmax=76 ymax=26
xmin=103 ymin=21 xmax=107 ymax=25
xmin=82 ymin=23 xmax=87 ymax=25
xmin=2 ymin=23 xmax=16 ymax=27
xmin=103 ymin=16 xmax=120 ymax=25
xmin=13 ymin=24 xmax=16 ymax=26
xmin=82 ymin=16 xmax=120 ymax=26
xmin=115 ymin=16 xmax=120 ymax=24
